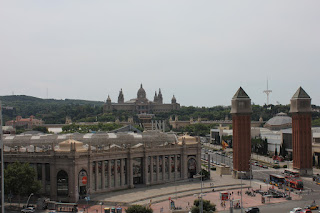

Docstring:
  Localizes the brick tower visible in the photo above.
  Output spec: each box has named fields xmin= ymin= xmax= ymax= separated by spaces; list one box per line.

xmin=290 ymin=87 xmax=313 ymax=175
xmin=231 ymin=87 xmax=252 ymax=179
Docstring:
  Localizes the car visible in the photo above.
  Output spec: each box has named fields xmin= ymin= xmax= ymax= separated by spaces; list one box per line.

xmin=21 ymin=207 xmax=35 ymax=213
xmin=259 ymin=164 xmax=263 ymax=167
xmin=262 ymin=165 xmax=268 ymax=169
xmin=290 ymin=207 xmax=303 ymax=213
xmin=305 ymin=204 xmax=319 ymax=210
xmin=274 ymin=160 xmax=279 ymax=164
xmin=254 ymin=163 xmax=259 ymax=166
xmin=302 ymin=209 xmax=311 ymax=213
xmin=245 ymin=207 xmax=260 ymax=213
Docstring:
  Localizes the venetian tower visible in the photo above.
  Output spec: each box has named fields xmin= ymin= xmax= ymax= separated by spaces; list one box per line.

xmin=290 ymin=87 xmax=313 ymax=175
xmin=231 ymin=87 xmax=252 ymax=179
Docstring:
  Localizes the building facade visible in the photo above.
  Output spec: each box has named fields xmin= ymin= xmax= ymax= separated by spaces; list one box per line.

xmin=5 ymin=115 xmax=43 ymax=129
xmin=3 ymin=131 xmax=200 ymax=203
xmin=103 ymin=84 xmax=180 ymax=114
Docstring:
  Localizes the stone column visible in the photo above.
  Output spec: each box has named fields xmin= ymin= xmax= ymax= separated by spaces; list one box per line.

xmin=128 ymin=150 xmax=134 ymax=188
xmin=150 ymin=156 xmax=154 ymax=184
xmin=102 ymin=161 xmax=105 ymax=189
xmin=42 ymin=164 xmax=46 ymax=193
xmin=182 ymin=142 xmax=188 ymax=179
xmin=162 ymin=155 xmax=165 ymax=181
xmin=114 ymin=160 xmax=118 ymax=188
xmin=174 ymin=155 xmax=178 ymax=180
xmin=143 ymin=155 xmax=148 ymax=185
xmin=121 ymin=159 xmax=125 ymax=186
xmin=156 ymin=156 xmax=159 ymax=182
xmin=168 ymin=155 xmax=172 ymax=180
xmin=108 ymin=160 xmax=111 ymax=189
xmin=196 ymin=138 xmax=201 ymax=175
xmin=50 ymin=163 xmax=57 ymax=201
xmin=95 ymin=161 xmax=99 ymax=191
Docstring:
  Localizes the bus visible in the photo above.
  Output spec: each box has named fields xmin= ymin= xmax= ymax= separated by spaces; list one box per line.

xmin=284 ymin=169 xmax=300 ymax=178
xmin=269 ymin=174 xmax=286 ymax=187
xmin=47 ymin=201 xmax=78 ymax=212
xmin=285 ymin=178 xmax=303 ymax=190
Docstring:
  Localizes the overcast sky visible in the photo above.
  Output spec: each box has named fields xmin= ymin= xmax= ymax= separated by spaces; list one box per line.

xmin=1 ymin=1 xmax=319 ymax=107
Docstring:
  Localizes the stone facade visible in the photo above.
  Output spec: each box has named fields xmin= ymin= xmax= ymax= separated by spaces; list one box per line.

xmin=103 ymin=84 xmax=180 ymax=114
xmin=5 ymin=115 xmax=43 ymax=129
xmin=3 ymin=131 xmax=200 ymax=203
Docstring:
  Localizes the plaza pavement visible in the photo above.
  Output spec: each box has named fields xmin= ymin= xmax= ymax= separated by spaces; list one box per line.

xmin=79 ymin=169 xmax=299 ymax=213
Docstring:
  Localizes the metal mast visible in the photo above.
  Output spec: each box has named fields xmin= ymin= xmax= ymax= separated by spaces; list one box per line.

xmin=263 ymin=79 xmax=272 ymax=105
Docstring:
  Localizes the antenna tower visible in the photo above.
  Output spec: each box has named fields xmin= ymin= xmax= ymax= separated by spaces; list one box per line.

xmin=263 ymin=79 xmax=272 ymax=105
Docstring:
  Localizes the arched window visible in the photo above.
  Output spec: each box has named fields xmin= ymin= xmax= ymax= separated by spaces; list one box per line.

xmin=57 ymin=170 xmax=68 ymax=196
xmin=187 ymin=158 xmax=197 ymax=179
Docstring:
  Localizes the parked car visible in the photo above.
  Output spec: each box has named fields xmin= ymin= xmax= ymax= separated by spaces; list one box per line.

xmin=302 ymin=209 xmax=311 ymax=213
xmin=262 ymin=165 xmax=268 ymax=169
xmin=21 ymin=207 xmax=35 ymax=213
xmin=290 ymin=207 xmax=303 ymax=213
xmin=245 ymin=207 xmax=260 ymax=213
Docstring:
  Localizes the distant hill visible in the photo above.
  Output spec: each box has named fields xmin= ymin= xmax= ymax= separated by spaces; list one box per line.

xmin=0 ymin=95 xmax=105 ymax=124
xmin=1 ymin=95 xmax=320 ymax=127
xmin=0 ymin=95 xmax=104 ymax=106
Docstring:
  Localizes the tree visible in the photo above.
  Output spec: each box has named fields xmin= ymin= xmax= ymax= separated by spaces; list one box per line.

xmin=4 ymin=161 xmax=41 ymax=206
xmin=32 ymin=126 xmax=49 ymax=133
xmin=191 ymin=199 xmax=216 ymax=213
xmin=125 ymin=205 xmax=153 ymax=213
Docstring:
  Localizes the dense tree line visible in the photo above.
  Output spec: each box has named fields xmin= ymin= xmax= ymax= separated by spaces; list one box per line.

xmin=2 ymin=95 xmax=320 ymax=127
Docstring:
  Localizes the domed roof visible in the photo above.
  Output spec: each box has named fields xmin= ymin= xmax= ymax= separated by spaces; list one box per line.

xmin=57 ymin=139 xmax=87 ymax=152
xmin=265 ymin=112 xmax=292 ymax=129
xmin=137 ymin=84 xmax=146 ymax=99
xmin=177 ymin=135 xmax=198 ymax=145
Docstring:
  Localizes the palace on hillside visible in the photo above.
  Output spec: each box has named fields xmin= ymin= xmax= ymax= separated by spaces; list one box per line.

xmin=103 ymin=84 xmax=180 ymax=114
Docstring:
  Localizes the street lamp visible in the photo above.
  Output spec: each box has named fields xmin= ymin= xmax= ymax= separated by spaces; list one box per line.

xmin=99 ymin=202 xmax=103 ymax=213
xmin=26 ymin=193 xmax=34 ymax=207
xmin=239 ymin=171 xmax=246 ymax=213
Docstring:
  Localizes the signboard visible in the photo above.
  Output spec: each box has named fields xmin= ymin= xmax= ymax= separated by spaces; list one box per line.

xmin=79 ymin=170 xmax=88 ymax=186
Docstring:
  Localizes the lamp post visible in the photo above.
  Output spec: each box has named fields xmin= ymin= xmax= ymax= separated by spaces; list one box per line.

xmin=239 ymin=171 xmax=246 ymax=213
xmin=200 ymin=169 xmax=203 ymax=213
xmin=26 ymin=193 xmax=34 ymax=207
xmin=99 ymin=202 xmax=103 ymax=213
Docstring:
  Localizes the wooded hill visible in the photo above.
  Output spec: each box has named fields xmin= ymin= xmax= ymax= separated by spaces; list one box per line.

xmin=1 ymin=95 xmax=320 ymax=127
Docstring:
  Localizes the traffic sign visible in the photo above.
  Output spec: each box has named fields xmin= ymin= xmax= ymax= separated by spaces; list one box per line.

xmin=82 ymin=176 xmax=88 ymax=185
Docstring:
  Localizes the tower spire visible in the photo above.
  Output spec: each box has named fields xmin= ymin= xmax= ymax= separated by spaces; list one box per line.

xmin=263 ymin=78 xmax=272 ymax=105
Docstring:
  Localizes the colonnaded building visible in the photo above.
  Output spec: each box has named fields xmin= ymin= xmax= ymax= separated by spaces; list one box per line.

xmin=103 ymin=84 xmax=180 ymax=114
xmin=3 ymin=131 xmax=200 ymax=203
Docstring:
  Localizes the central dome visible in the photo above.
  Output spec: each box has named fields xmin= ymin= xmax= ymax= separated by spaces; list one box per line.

xmin=264 ymin=112 xmax=292 ymax=130
xmin=137 ymin=84 xmax=146 ymax=99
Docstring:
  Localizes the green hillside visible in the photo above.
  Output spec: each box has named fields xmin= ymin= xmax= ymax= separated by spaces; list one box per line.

xmin=1 ymin=95 xmax=320 ymax=127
